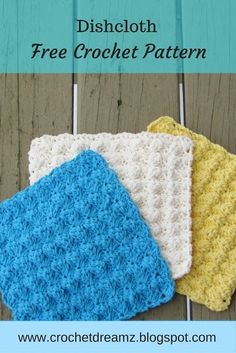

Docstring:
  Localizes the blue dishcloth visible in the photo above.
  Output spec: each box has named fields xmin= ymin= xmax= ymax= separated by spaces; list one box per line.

xmin=0 ymin=150 xmax=174 ymax=320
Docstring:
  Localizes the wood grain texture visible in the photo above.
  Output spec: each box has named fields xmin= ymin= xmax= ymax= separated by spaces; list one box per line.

xmin=184 ymin=75 xmax=236 ymax=153
xmin=78 ymin=73 xmax=187 ymax=320
xmin=184 ymin=74 xmax=236 ymax=320
xmin=0 ymin=0 xmax=74 ymax=320
xmin=0 ymin=74 xmax=73 ymax=320
xmin=0 ymin=75 xmax=19 ymax=320
xmin=17 ymin=74 xmax=73 ymax=189
xmin=78 ymin=74 xmax=180 ymax=133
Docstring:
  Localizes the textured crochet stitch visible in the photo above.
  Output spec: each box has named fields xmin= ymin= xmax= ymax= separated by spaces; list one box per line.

xmin=0 ymin=150 xmax=174 ymax=320
xmin=29 ymin=132 xmax=193 ymax=280
xmin=148 ymin=116 xmax=236 ymax=311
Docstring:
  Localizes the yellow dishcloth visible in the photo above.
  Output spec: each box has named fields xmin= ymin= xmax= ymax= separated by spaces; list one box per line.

xmin=148 ymin=117 xmax=236 ymax=311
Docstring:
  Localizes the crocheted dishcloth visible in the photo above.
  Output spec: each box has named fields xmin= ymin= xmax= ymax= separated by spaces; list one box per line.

xmin=0 ymin=150 xmax=174 ymax=320
xmin=148 ymin=117 xmax=236 ymax=311
xmin=28 ymin=132 xmax=193 ymax=280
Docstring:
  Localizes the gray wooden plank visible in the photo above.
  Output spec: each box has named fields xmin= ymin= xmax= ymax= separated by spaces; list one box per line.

xmin=0 ymin=0 xmax=74 ymax=321
xmin=78 ymin=74 xmax=180 ymax=133
xmin=184 ymin=74 xmax=236 ymax=320
xmin=184 ymin=75 xmax=236 ymax=153
xmin=78 ymin=73 xmax=187 ymax=320
xmin=0 ymin=74 xmax=19 ymax=320
xmin=18 ymin=74 xmax=73 ymax=189
xmin=0 ymin=0 xmax=74 ymax=320
xmin=0 ymin=74 xmax=73 ymax=320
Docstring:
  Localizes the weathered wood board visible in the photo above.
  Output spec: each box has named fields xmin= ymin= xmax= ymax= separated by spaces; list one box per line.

xmin=78 ymin=74 xmax=180 ymax=133
xmin=0 ymin=74 xmax=73 ymax=320
xmin=0 ymin=75 xmax=19 ymax=320
xmin=184 ymin=74 xmax=236 ymax=320
xmin=0 ymin=0 xmax=74 ymax=320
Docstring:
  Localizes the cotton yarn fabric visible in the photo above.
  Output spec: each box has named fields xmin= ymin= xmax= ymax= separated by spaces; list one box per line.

xmin=148 ymin=117 xmax=236 ymax=311
xmin=0 ymin=150 xmax=174 ymax=320
xmin=29 ymin=132 xmax=193 ymax=280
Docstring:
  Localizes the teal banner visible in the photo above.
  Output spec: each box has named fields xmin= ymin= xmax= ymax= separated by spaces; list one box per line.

xmin=0 ymin=0 xmax=235 ymax=73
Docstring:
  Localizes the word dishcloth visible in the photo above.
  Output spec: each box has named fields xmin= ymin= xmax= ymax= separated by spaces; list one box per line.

xmin=29 ymin=132 xmax=193 ymax=280
xmin=0 ymin=150 xmax=174 ymax=320
xmin=148 ymin=117 xmax=236 ymax=311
